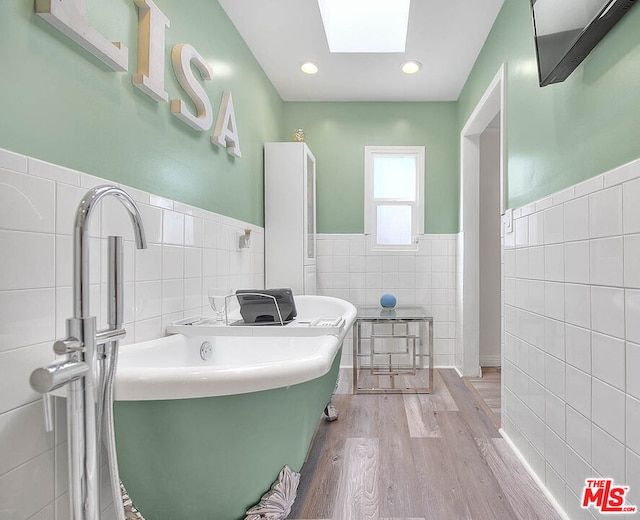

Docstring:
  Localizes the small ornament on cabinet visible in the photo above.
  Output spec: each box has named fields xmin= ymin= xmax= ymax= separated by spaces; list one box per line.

xmin=292 ymin=129 xmax=305 ymax=142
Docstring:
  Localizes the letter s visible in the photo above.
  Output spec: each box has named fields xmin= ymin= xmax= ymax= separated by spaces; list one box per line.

xmin=608 ymin=487 xmax=625 ymax=508
xmin=170 ymin=44 xmax=213 ymax=131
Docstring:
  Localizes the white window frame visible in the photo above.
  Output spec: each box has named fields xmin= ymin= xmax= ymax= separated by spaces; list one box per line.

xmin=364 ymin=145 xmax=425 ymax=251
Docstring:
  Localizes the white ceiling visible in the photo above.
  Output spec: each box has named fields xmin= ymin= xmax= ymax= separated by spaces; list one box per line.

xmin=218 ymin=0 xmax=506 ymax=102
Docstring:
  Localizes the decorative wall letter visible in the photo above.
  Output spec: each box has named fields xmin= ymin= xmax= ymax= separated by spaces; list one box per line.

xmin=35 ymin=0 xmax=128 ymax=72
xmin=213 ymin=91 xmax=242 ymax=157
xmin=133 ymin=0 xmax=170 ymax=102
xmin=170 ymin=44 xmax=214 ymax=131
xmin=33 ymin=2 xmax=243 ymax=157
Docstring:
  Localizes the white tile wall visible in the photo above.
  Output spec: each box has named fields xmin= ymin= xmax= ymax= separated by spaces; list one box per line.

xmin=624 ymin=234 xmax=640 ymax=288
xmin=628 ymin=341 xmax=640 ymax=400
xmin=627 ymin=396 xmax=640 ymax=456
xmin=627 ymin=449 xmax=640 ymax=514
xmin=502 ymin=156 xmax=640 ymax=515
xmin=591 ymin=378 xmax=625 ymax=443
xmin=0 ymin=147 xmax=264 ymax=520
xmin=590 ymin=186 xmax=623 ymax=239
xmin=316 ymin=233 xmax=457 ymax=367
xmin=565 ymin=324 xmax=591 ymax=373
xmin=623 ymin=178 xmax=640 ymax=234
xmin=591 ymin=286 xmax=625 ymax=339
xmin=626 ymin=290 xmax=640 ymax=345
xmin=564 ymin=241 xmax=590 ymax=284
xmin=592 ymin=424 xmax=626 ymax=484
xmin=455 ymin=232 xmax=464 ymax=369
xmin=5 ymin=144 xmax=639 ymax=518
xmin=591 ymin=332 xmax=625 ymax=390
xmin=566 ymin=406 xmax=591 ymax=462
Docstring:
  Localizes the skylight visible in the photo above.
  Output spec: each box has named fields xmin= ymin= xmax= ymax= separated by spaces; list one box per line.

xmin=317 ymin=0 xmax=411 ymax=53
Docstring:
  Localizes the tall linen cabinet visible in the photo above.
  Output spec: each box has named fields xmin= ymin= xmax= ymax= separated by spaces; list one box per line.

xmin=264 ymin=142 xmax=317 ymax=295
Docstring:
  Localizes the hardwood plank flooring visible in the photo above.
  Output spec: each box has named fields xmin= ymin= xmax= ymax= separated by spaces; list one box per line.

xmin=403 ymin=394 xmax=439 ymax=438
xmin=290 ymin=368 xmax=561 ymax=520
xmin=401 ymin=371 xmax=458 ymax=439
xmin=376 ymin=395 xmax=425 ymax=519
xmin=434 ymin=411 xmax=516 ymax=519
xmin=438 ymin=368 xmax=501 ymax=440
xmin=475 ymin=437 xmax=561 ymax=520
xmin=463 ymin=367 xmax=502 ymax=429
xmin=333 ymin=438 xmax=379 ymax=519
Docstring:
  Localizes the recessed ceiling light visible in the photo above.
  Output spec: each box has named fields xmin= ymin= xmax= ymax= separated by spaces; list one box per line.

xmin=318 ymin=0 xmax=410 ymax=53
xmin=301 ymin=62 xmax=319 ymax=74
xmin=401 ymin=60 xmax=421 ymax=74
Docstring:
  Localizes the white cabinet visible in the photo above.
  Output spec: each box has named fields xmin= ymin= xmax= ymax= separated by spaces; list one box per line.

xmin=264 ymin=142 xmax=316 ymax=295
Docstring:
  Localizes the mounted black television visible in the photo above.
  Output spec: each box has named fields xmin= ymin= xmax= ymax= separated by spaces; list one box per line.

xmin=531 ymin=0 xmax=636 ymax=86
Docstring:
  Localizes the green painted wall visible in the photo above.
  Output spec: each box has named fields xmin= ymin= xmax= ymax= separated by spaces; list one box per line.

xmin=5 ymin=0 xmax=638 ymax=232
xmin=0 ymin=0 xmax=284 ymax=225
xmin=458 ymin=0 xmax=640 ymax=211
xmin=283 ymin=102 xmax=459 ymax=234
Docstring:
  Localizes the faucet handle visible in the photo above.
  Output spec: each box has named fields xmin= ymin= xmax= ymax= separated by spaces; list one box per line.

xmin=30 ymin=360 xmax=89 ymax=393
xmin=53 ymin=338 xmax=83 ymax=355
xmin=42 ymin=392 xmax=54 ymax=433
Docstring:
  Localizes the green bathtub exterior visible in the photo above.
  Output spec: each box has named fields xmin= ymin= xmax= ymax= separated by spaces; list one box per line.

xmin=113 ymin=347 xmax=341 ymax=520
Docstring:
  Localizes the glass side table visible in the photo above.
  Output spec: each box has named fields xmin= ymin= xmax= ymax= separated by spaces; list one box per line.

xmin=352 ymin=306 xmax=433 ymax=394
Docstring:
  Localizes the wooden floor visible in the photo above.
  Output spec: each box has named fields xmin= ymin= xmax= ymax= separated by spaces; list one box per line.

xmin=289 ymin=368 xmax=560 ymax=520
xmin=463 ymin=366 xmax=502 ymax=430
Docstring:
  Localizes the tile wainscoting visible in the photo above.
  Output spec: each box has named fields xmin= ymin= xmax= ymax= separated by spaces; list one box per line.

xmin=0 ymin=147 xmax=264 ymax=520
xmin=6 ymin=143 xmax=640 ymax=520
xmin=316 ymin=233 xmax=457 ymax=368
xmin=501 ymin=158 xmax=640 ymax=519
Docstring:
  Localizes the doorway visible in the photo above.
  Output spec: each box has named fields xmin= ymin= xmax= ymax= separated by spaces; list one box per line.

xmin=479 ymin=117 xmax=502 ymax=369
xmin=458 ymin=65 xmax=506 ymax=391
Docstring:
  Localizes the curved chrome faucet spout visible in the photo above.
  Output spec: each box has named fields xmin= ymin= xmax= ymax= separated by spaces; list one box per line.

xmin=74 ymin=185 xmax=147 ymax=318
xmin=31 ymin=184 xmax=148 ymax=520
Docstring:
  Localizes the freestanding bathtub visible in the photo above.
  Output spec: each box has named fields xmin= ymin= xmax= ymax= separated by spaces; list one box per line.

xmin=113 ymin=295 xmax=356 ymax=520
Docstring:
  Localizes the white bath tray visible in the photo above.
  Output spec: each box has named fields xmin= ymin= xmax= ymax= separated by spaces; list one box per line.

xmin=166 ymin=315 xmax=346 ymax=337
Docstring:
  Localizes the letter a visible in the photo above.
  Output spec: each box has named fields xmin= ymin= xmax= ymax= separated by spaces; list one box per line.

xmin=212 ymin=91 xmax=242 ymax=157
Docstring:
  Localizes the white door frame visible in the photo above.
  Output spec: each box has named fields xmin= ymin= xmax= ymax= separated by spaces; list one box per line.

xmin=458 ymin=64 xmax=506 ymax=377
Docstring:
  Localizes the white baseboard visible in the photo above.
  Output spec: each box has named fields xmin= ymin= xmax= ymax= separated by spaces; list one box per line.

xmin=480 ymin=355 xmax=501 ymax=366
xmin=499 ymin=428 xmax=571 ymax=520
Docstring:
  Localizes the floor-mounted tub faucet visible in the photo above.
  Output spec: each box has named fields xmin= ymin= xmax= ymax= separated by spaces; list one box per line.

xmin=30 ymin=185 xmax=147 ymax=520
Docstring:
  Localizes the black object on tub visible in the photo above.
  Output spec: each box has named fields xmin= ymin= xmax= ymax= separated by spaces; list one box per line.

xmin=235 ymin=289 xmax=297 ymax=325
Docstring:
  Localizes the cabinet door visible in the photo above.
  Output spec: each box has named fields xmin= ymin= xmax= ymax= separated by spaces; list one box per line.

xmin=304 ymin=264 xmax=317 ymax=295
xmin=304 ymin=149 xmax=316 ymax=264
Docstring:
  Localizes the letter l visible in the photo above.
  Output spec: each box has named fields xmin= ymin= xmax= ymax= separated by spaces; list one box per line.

xmin=35 ymin=0 xmax=128 ymax=71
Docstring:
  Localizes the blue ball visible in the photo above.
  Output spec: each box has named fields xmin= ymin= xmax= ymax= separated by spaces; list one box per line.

xmin=380 ymin=293 xmax=397 ymax=309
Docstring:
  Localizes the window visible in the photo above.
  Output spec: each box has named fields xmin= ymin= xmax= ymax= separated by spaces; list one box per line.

xmin=364 ymin=146 xmax=425 ymax=249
